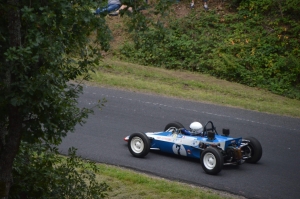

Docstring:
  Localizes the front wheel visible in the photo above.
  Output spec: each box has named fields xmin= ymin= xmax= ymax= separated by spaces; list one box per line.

xmin=243 ymin=137 xmax=262 ymax=163
xmin=128 ymin=132 xmax=150 ymax=158
xmin=200 ymin=147 xmax=223 ymax=175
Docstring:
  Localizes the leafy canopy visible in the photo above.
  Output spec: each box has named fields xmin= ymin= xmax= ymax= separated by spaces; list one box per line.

xmin=0 ymin=0 xmax=111 ymax=145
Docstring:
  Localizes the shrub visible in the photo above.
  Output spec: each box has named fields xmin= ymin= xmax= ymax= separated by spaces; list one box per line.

xmin=9 ymin=142 xmax=110 ymax=199
xmin=119 ymin=1 xmax=300 ymax=99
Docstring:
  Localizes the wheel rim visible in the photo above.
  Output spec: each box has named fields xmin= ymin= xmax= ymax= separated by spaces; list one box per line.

xmin=203 ymin=152 xmax=216 ymax=170
xmin=131 ymin=137 xmax=144 ymax=154
xmin=243 ymin=145 xmax=252 ymax=157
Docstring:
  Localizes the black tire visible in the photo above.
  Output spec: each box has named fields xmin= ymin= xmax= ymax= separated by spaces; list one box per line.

xmin=164 ymin=121 xmax=185 ymax=131
xmin=200 ymin=147 xmax=224 ymax=175
xmin=128 ymin=132 xmax=150 ymax=158
xmin=243 ymin=137 xmax=263 ymax=163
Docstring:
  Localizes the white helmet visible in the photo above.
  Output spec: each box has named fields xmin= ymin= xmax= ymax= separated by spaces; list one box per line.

xmin=189 ymin=122 xmax=203 ymax=135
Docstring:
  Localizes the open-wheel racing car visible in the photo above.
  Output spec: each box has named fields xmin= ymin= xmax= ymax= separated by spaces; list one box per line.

xmin=124 ymin=121 xmax=262 ymax=175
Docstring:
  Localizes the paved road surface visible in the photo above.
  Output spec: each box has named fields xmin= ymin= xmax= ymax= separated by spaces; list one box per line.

xmin=60 ymin=85 xmax=300 ymax=199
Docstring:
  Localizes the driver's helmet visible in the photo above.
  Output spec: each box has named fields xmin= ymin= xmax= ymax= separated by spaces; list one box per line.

xmin=189 ymin=122 xmax=203 ymax=135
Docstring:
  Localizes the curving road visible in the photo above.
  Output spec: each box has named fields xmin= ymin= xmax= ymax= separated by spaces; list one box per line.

xmin=59 ymin=85 xmax=300 ymax=199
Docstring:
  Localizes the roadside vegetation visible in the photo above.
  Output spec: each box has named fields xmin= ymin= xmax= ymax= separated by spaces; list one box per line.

xmin=116 ymin=0 xmax=300 ymax=100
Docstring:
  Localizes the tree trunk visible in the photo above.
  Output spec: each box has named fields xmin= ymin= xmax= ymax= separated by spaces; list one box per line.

xmin=0 ymin=107 xmax=22 ymax=199
xmin=0 ymin=0 xmax=22 ymax=198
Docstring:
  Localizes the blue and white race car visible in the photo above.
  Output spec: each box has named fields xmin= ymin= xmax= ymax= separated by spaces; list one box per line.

xmin=124 ymin=121 xmax=262 ymax=175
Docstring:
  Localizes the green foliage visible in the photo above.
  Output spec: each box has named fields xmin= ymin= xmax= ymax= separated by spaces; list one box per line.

xmin=0 ymin=0 xmax=110 ymax=145
xmin=119 ymin=1 xmax=300 ymax=99
xmin=0 ymin=0 xmax=111 ymax=197
xmin=9 ymin=142 xmax=110 ymax=199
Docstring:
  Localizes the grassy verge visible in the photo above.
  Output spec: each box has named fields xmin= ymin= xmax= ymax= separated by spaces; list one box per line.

xmin=96 ymin=163 xmax=245 ymax=199
xmin=87 ymin=59 xmax=300 ymax=118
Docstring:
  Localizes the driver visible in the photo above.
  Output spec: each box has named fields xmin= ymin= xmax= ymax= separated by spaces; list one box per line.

xmin=181 ymin=122 xmax=203 ymax=136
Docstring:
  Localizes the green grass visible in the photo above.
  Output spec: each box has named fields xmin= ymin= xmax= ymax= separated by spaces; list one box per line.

xmin=96 ymin=163 xmax=244 ymax=199
xmin=87 ymin=59 xmax=300 ymax=118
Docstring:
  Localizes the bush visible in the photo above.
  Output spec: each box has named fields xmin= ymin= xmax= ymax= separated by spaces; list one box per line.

xmin=9 ymin=142 xmax=110 ymax=199
xmin=119 ymin=1 xmax=300 ymax=99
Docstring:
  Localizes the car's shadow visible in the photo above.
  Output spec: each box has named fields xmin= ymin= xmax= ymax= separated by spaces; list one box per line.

xmin=151 ymin=150 xmax=200 ymax=163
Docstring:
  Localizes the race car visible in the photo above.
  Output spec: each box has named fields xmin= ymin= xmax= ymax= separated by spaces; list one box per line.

xmin=124 ymin=121 xmax=262 ymax=175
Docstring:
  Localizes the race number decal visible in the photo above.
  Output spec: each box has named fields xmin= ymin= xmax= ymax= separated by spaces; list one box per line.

xmin=172 ymin=144 xmax=187 ymax=156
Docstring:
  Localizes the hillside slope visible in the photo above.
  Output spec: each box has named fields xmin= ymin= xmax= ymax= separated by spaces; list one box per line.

xmin=105 ymin=0 xmax=227 ymax=55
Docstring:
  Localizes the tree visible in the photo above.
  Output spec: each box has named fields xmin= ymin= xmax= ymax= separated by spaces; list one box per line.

xmin=0 ymin=0 xmax=172 ymax=197
xmin=0 ymin=0 xmax=111 ymax=197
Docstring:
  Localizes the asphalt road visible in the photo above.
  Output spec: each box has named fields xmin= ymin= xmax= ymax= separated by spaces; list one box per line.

xmin=59 ymin=85 xmax=300 ymax=199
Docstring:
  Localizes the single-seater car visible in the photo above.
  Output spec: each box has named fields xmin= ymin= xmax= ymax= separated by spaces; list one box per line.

xmin=124 ymin=121 xmax=262 ymax=175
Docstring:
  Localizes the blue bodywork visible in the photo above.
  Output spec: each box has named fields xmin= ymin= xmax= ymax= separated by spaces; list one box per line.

xmin=144 ymin=130 xmax=242 ymax=159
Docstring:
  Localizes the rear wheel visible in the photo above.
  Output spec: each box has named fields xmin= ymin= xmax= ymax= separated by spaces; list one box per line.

xmin=128 ymin=132 xmax=150 ymax=158
xmin=200 ymin=147 xmax=223 ymax=175
xmin=164 ymin=121 xmax=185 ymax=131
xmin=243 ymin=137 xmax=262 ymax=163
